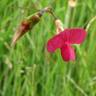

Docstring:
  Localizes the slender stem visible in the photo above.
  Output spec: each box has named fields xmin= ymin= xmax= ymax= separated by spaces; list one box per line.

xmin=86 ymin=16 xmax=96 ymax=31
xmin=40 ymin=7 xmax=57 ymax=20
xmin=25 ymin=7 xmax=58 ymax=21
xmin=49 ymin=11 xmax=57 ymax=20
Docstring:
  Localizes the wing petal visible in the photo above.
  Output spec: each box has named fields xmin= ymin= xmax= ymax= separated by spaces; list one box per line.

xmin=47 ymin=34 xmax=64 ymax=52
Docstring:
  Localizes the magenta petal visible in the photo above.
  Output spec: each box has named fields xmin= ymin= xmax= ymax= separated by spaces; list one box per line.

xmin=47 ymin=34 xmax=64 ymax=52
xmin=61 ymin=28 xmax=87 ymax=44
xmin=60 ymin=44 xmax=75 ymax=61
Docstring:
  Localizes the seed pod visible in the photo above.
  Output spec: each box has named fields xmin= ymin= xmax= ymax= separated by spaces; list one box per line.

xmin=11 ymin=7 xmax=55 ymax=46
xmin=12 ymin=10 xmax=44 ymax=46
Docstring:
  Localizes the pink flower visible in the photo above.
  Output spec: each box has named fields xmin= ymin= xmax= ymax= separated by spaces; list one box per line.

xmin=47 ymin=28 xmax=86 ymax=61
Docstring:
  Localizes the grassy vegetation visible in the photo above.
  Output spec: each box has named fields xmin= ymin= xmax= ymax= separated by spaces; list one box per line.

xmin=0 ymin=0 xmax=96 ymax=96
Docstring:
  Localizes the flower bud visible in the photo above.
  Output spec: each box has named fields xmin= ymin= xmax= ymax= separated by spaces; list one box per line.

xmin=55 ymin=19 xmax=64 ymax=34
xmin=68 ymin=0 xmax=77 ymax=8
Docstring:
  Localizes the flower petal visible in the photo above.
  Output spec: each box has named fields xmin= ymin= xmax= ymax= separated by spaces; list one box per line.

xmin=47 ymin=34 xmax=64 ymax=52
xmin=60 ymin=44 xmax=75 ymax=61
xmin=61 ymin=28 xmax=86 ymax=44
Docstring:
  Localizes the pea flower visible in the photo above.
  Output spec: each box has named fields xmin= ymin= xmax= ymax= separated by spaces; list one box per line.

xmin=47 ymin=19 xmax=87 ymax=61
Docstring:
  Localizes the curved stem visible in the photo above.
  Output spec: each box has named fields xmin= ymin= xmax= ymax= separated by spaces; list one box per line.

xmin=86 ymin=16 xmax=96 ymax=31
xmin=25 ymin=7 xmax=57 ymax=20
xmin=41 ymin=7 xmax=57 ymax=20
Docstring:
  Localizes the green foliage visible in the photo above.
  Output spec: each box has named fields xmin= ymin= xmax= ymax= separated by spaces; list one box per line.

xmin=0 ymin=0 xmax=96 ymax=96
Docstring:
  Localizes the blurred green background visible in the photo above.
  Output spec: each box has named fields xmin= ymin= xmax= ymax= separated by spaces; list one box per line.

xmin=0 ymin=0 xmax=96 ymax=96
